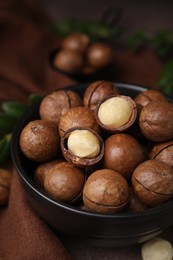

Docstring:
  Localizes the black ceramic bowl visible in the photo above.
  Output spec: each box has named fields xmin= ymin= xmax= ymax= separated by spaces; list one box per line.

xmin=11 ymin=82 xmax=173 ymax=247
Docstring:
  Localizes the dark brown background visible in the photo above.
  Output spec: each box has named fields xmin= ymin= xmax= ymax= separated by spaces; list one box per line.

xmin=41 ymin=0 xmax=173 ymax=34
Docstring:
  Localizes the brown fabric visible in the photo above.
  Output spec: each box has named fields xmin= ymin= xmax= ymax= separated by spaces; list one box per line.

xmin=0 ymin=0 xmax=167 ymax=259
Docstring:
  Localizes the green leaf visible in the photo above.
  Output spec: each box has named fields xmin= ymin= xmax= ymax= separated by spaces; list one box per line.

xmin=51 ymin=18 xmax=122 ymax=41
xmin=0 ymin=134 xmax=11 ymax=165
xmin=152 ymin=30 xmax=173 ymax=58
xmin=28 ymin=94 xmax=42 ymax=106
xmin=127 ymin=29 xmax=151 ymax=51
xmin=0 ymin=112 xmax=17 ymax=134
xmin=2 ymin=101 xmax=27 ymax=118
xmin=51 ymin=19 xmax=78 ymax=36
xmin=157 ymin=59 xmax=173 ymax=95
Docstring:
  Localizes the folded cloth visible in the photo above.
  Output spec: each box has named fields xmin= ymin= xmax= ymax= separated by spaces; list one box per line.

xmin=0 ymin=0 xmax=164 ymax=259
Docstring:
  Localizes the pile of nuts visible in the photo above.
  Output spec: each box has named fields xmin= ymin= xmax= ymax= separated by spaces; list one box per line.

xmin=19 ymin=80 xmax=173 ymax=214
xmin=52 ymin=32 xmax=114 ymax=76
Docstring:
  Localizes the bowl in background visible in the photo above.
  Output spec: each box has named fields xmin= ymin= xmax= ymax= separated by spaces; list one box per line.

xmin=11 ymin=82 xmax=173 ymax=247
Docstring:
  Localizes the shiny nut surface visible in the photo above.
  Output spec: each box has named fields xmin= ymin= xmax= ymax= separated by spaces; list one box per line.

xmin=134 ymin=89 xmax=167 ymax=111
xmin=83 ymin=80 xmax=119 ymax=111
xmin=149 ymin=140 xmax=173 ymax=168
xmin=132 ymin=160 xmax=173 ymax=206
xmin=59 ymin=106 xmax=100 ymax=137
xmin=44 ymin=161 xmax=85 ymax=203
xmin=39 ymin=90 xmax=82 ymax=124
xmin=104 ymin=133 xmax=144 ymax=179
xmin=19 ymin=120 xmax=60 ymax=162
xmin=139 ymin=100 xmax=173 ymax=142
xmin=83 ymin=169 xmax=129 ymax=213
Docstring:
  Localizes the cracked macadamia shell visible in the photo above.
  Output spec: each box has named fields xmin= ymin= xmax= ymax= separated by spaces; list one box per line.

xmin=44 ymin=162 xmax=85 ymax=204
xmin=104 ymin=133 xmax=144 ymax=179
xmin=19 ymin=120 xmax=60 ymax=162
xmin=61 ymin=127 xmax=104 ymax=168
xmin=132 ymin=160 xmax=173 ymax=207
xmin=58 ymin=106 xmax=100 ymax=137
xmin=83 ymin=169 xmax=129 ymax=213
xmin=39 ymin=90 xmax=82 ymax=124
xmin=95 ymin=95 xmax=137 ymax=133
xmin=139 ymin=100 xmax=173 ymax=142
xmin=134 ymin=89 xmax=167 ymax=112
xmin=149 ymin=140 xmax=173 ymax=168
xmin=83 ymin=80 xmax=120 ymax=111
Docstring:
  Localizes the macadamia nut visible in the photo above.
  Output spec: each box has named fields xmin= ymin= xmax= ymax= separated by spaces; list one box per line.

xmin=98 ymin=96 xmax=133 ymax=127
xmin=141 ymin=237 xmax=173 ymax=260
xmin=67 ymin=129 xmax=100 ymax=159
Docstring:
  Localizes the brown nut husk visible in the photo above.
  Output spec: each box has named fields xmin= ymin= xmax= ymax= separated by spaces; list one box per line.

xmin=61 ymin=127 xmax=104 ymax=168
xmin=53 ymin=49 xmax=84 ymax=73
xmin=44 ymin=161 xmax=86 ymax=204
xmin=86 ymin=42 xmax=113 ymax=69
xmin=139 ymin=100 xmax=173 ymax=142
xmin=0 ymin=168 xmax=12 ymax=206
xmin=61 ymin=32 xmax=90 ymax=53
xmin=127 ymin=187 xmax=147 ymax=212
xmin=104 ymin=133 xmax=144 ymax=179
xmin=39 ymin=89 xmax=82 ymax=124
xmin=19 ymin=120 xmax=60 ymax=162
xmin=83 ymin=169 xmax=129 ymax=213
xmin=132 ymin=160 xmax=173 ymax=207
xmin=95 ymin=95 xmax=137 ymax=133
xmin=134 ymin=89 xmax=167 ymax=113
xmin=83 ymin=80 xmax=120 ymax=111
xmin=59 ymin=106 xmax=100 ymax=137
xmin=149 ymin=140 xmax=173 ymax=168
xmin=34 ymin=159 xmax=64 ymax=188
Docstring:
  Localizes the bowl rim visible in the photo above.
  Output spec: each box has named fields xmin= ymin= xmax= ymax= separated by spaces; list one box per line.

xmin=11 ymin=81 xmax=173 ymax=220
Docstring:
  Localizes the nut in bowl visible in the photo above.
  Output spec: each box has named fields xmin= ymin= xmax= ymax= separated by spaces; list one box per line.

xmin=50 ymin=32 xmax=114 ymax=81
xmin=11 ymin=81 xmax=173 ymax=247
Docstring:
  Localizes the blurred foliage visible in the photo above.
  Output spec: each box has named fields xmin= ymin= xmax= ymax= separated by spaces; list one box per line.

xmin=157 ymin=59 xmax=173 ymax=96
xmin=127 ymin=29 xmax=173 ymax=95
xmin=51 ymin=18 xmax=122 ymax=42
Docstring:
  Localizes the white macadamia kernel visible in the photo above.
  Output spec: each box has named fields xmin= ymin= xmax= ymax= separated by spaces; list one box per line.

xmin=98 ymin=97 xmax=132 ymax=127
xmin=141 ymin=237 xmax=173 ymax=260
xmin=67 ymin=129 xmax=100 ymax=158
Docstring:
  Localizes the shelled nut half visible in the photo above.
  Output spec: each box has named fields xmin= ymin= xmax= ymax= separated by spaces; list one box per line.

xmin=61 ymin=127 xmax=104 ymax=168
xmin=95 ymin=95 xmax=137 ymax=133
